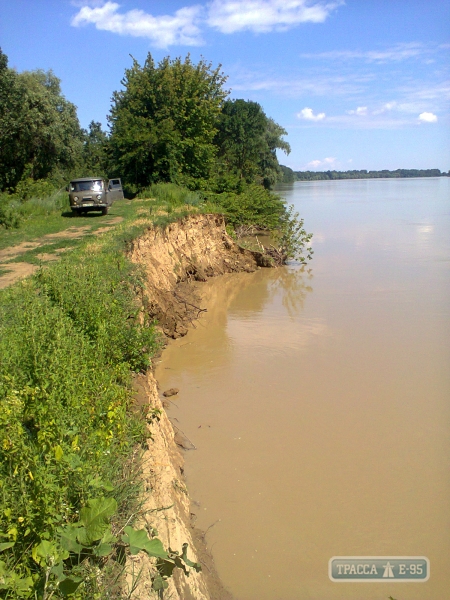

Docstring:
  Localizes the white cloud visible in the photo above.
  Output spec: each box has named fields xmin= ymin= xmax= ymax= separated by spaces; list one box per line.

xmin=71 ymin=1 xmax=204 ymax=48
xmin=372 ymin=101 xmax=397 ymax=115
xmin=418 ymin=112 xmax=438 ymax=123
xmin=71 ymin=0 xmax=343 ymax=45
xmin=300 ymin=42 xmax=431 ymax=63
xmin=306 ymin=157 xmax=337 ymax=169
xmin=297 ymin=107 xmax=326 ymax=121
xmin=382 ymin=100 xmax=397 ymax=112
xmin=321 ymin=113 xmax=414 ymax=129
xmin=347 ymin=106 xmax=368 ymax=116
xmin=207 ymin=0 xmax=343 ymax=34
xmin=232 ymin=72 xmax=368 ymax=98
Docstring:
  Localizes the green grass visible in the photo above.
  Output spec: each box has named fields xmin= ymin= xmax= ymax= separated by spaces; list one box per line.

xmin=140 ymin=182 xmax=202 ymax=207
xmin=0 ymin=228 xmax=162 ymax=598
xmin=0 ymin=197 xmax=164 ymax=259
xmin=0 ymin=200 xmax=120 ymax=252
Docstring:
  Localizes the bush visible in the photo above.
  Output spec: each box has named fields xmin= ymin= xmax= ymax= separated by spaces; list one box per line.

xmin=210 ymin=184 xmax=286 ymax=230
xmin=140 ymin=182 xmax=202 ymax=207
xmin=273 ymin=203 xmax=314 ymax=263
xmin=0 ymin=194 xmax=22 ymax=228
xmin=14 ymin=177 xmax=57 ymax=202
xmin=0 ymin=189 xmax=69 ymax=229
xmin=200 ymin=184 xmax=313 ymax=264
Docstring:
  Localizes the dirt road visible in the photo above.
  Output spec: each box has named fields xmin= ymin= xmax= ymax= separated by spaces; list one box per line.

xmin=0 ymin=217 xmax=123 ymax=289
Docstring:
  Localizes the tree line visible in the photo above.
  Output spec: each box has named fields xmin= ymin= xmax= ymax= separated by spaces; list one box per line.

xmin=0 ymin=48 xmax=290 ymax=197
xmin=280 ymin=165 xmax=448 ymax=183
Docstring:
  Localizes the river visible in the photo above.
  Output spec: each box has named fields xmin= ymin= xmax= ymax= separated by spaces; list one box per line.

xmin=155 ymin=177 xmax=450 ymax=600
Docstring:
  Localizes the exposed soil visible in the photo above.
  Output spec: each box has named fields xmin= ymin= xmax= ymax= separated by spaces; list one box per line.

xmin=128 ymin=214 xmax=267 ymax=338
xmin=0 ymin=262 xmax=38 ymax=288
xmin=127 ymin=215 xmax=269 ymax=599
xmin=0 ymin=216 xmax=124 ymax=289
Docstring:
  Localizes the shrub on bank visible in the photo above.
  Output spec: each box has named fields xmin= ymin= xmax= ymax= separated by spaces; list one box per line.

xmin=140 ymin=182 xmax=202 ymax=207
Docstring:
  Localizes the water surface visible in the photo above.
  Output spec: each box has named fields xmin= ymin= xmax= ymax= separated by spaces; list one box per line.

xmin=156 ymin=178 xmax=450 ymax=599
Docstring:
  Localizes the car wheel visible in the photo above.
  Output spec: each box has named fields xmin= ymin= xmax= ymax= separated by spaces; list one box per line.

xmin=101 ymin=207 xmax=109 ymax=216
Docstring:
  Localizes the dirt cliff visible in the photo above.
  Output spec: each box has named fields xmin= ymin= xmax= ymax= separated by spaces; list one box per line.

xmin=126 ymin=215 xmax=266 ymax=599
xmin=128 ymin=213 xmax=265 ymax=338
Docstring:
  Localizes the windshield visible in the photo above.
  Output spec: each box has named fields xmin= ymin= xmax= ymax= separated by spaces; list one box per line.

xmin=70 ymin=180 xmax=103 ymax=192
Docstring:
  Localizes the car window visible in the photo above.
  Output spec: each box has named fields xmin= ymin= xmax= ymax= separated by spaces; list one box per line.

xmin=71 ymin=180 xmax=103 ymax=192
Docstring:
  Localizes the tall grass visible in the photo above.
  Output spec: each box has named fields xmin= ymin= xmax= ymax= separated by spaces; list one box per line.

xmin=0 ymin=190 xmax=69 ymax=229
xmin=140 ymin=182 xmax=202 ymax=207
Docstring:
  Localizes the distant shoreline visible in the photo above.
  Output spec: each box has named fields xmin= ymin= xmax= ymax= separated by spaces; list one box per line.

xmin=280 ymin=166 xmax=449 ymax=183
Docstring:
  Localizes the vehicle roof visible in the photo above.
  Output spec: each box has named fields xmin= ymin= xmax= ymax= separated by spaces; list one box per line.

xmin=70 ymin=177 xmax=104 ymax=182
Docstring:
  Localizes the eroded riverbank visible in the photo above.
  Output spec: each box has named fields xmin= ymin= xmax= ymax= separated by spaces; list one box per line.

xmin=126 ymin=214 xmax=270 ymax=599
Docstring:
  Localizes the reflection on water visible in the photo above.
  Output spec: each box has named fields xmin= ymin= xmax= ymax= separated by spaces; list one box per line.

xmin=155 ymin=178 xmax=450 ymax=600
xmin=266 ymin=266 xmax=313 ymax=318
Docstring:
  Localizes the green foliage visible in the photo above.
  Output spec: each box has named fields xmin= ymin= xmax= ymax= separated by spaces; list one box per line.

xmin=214 ymin=99 xmax=290 ymax=189
xmin=0 ymin=239 xmax=162 ymax=597
xmin=141 ymin=182 xmax=202 ymax=207
xmin=201 ymin=185 xmax=313 ymax=264
xmin=14 ymin=175 xmax=57 ymax=202
xmin=0 ymin=48 xmax=84 ymax=192
xmin=109 ymin=53 xmax=228 ymax=190
xmin=152 ymin=543 xmax=201 ymax=592
xmin=0 ymin=493 xmax=193 ymax=599
xmin=260 ymin=118 xmax=291 ymax=189
xmin=273 ymin=204 xmax=314 ymax=263
xmin=81 ymin=121 xmax=109 ymax=177
xmin=215 ymin=99 xmax=267 ymax=184
xmin=210 ymin=184 xmax=286 ymax=230
xmin=121 ymin=527 xmax=166 ymax=557
xmin=0 ymin=188 xmax=70 ymax=231
xmin=292 ymin=168 xmax=444 ymax=180
xmin=279 ymin=165 xmax=295 ymax=183
xmin=34 ymin=248 xmax=159 ymax=372
xmin=0 ymin=195 xmax=22 ymax=229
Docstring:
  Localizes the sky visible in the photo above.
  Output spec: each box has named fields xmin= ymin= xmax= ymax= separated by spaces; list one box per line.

xmin=0 ymin=0 xmax=449 ymax=171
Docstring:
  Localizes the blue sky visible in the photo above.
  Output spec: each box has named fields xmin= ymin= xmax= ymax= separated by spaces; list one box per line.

xmin=1 ymin=0 xmax=449 ymax=171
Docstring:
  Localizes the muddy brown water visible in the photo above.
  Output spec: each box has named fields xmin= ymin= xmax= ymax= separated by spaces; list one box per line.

xmin=155 ymin=178 xmax=450 ymax=600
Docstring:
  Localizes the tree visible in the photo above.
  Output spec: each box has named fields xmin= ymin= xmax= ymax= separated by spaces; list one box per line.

xmin=280 ymin=165 xmax=295 ymax=183
xmin=215 ymin=99 xmax=267 ymax=183
xmin=0 ymin=48 xmax=24 ymax=190
xmin=214 ymin=99 xmax=290 ymax=188
xmin=259 ymin=117 xmax=291 ymax=188
xmin=0 ymin=49 xmax=84 ymax=191
xmin=82 ymin=121 xmax=109 ymax=176
xmin=108 ymin=54 xmax=229 ymax=191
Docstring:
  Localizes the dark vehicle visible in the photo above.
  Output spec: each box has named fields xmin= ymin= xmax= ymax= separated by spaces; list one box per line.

xmin=68 ymin=177 xmax=124 ymax=215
